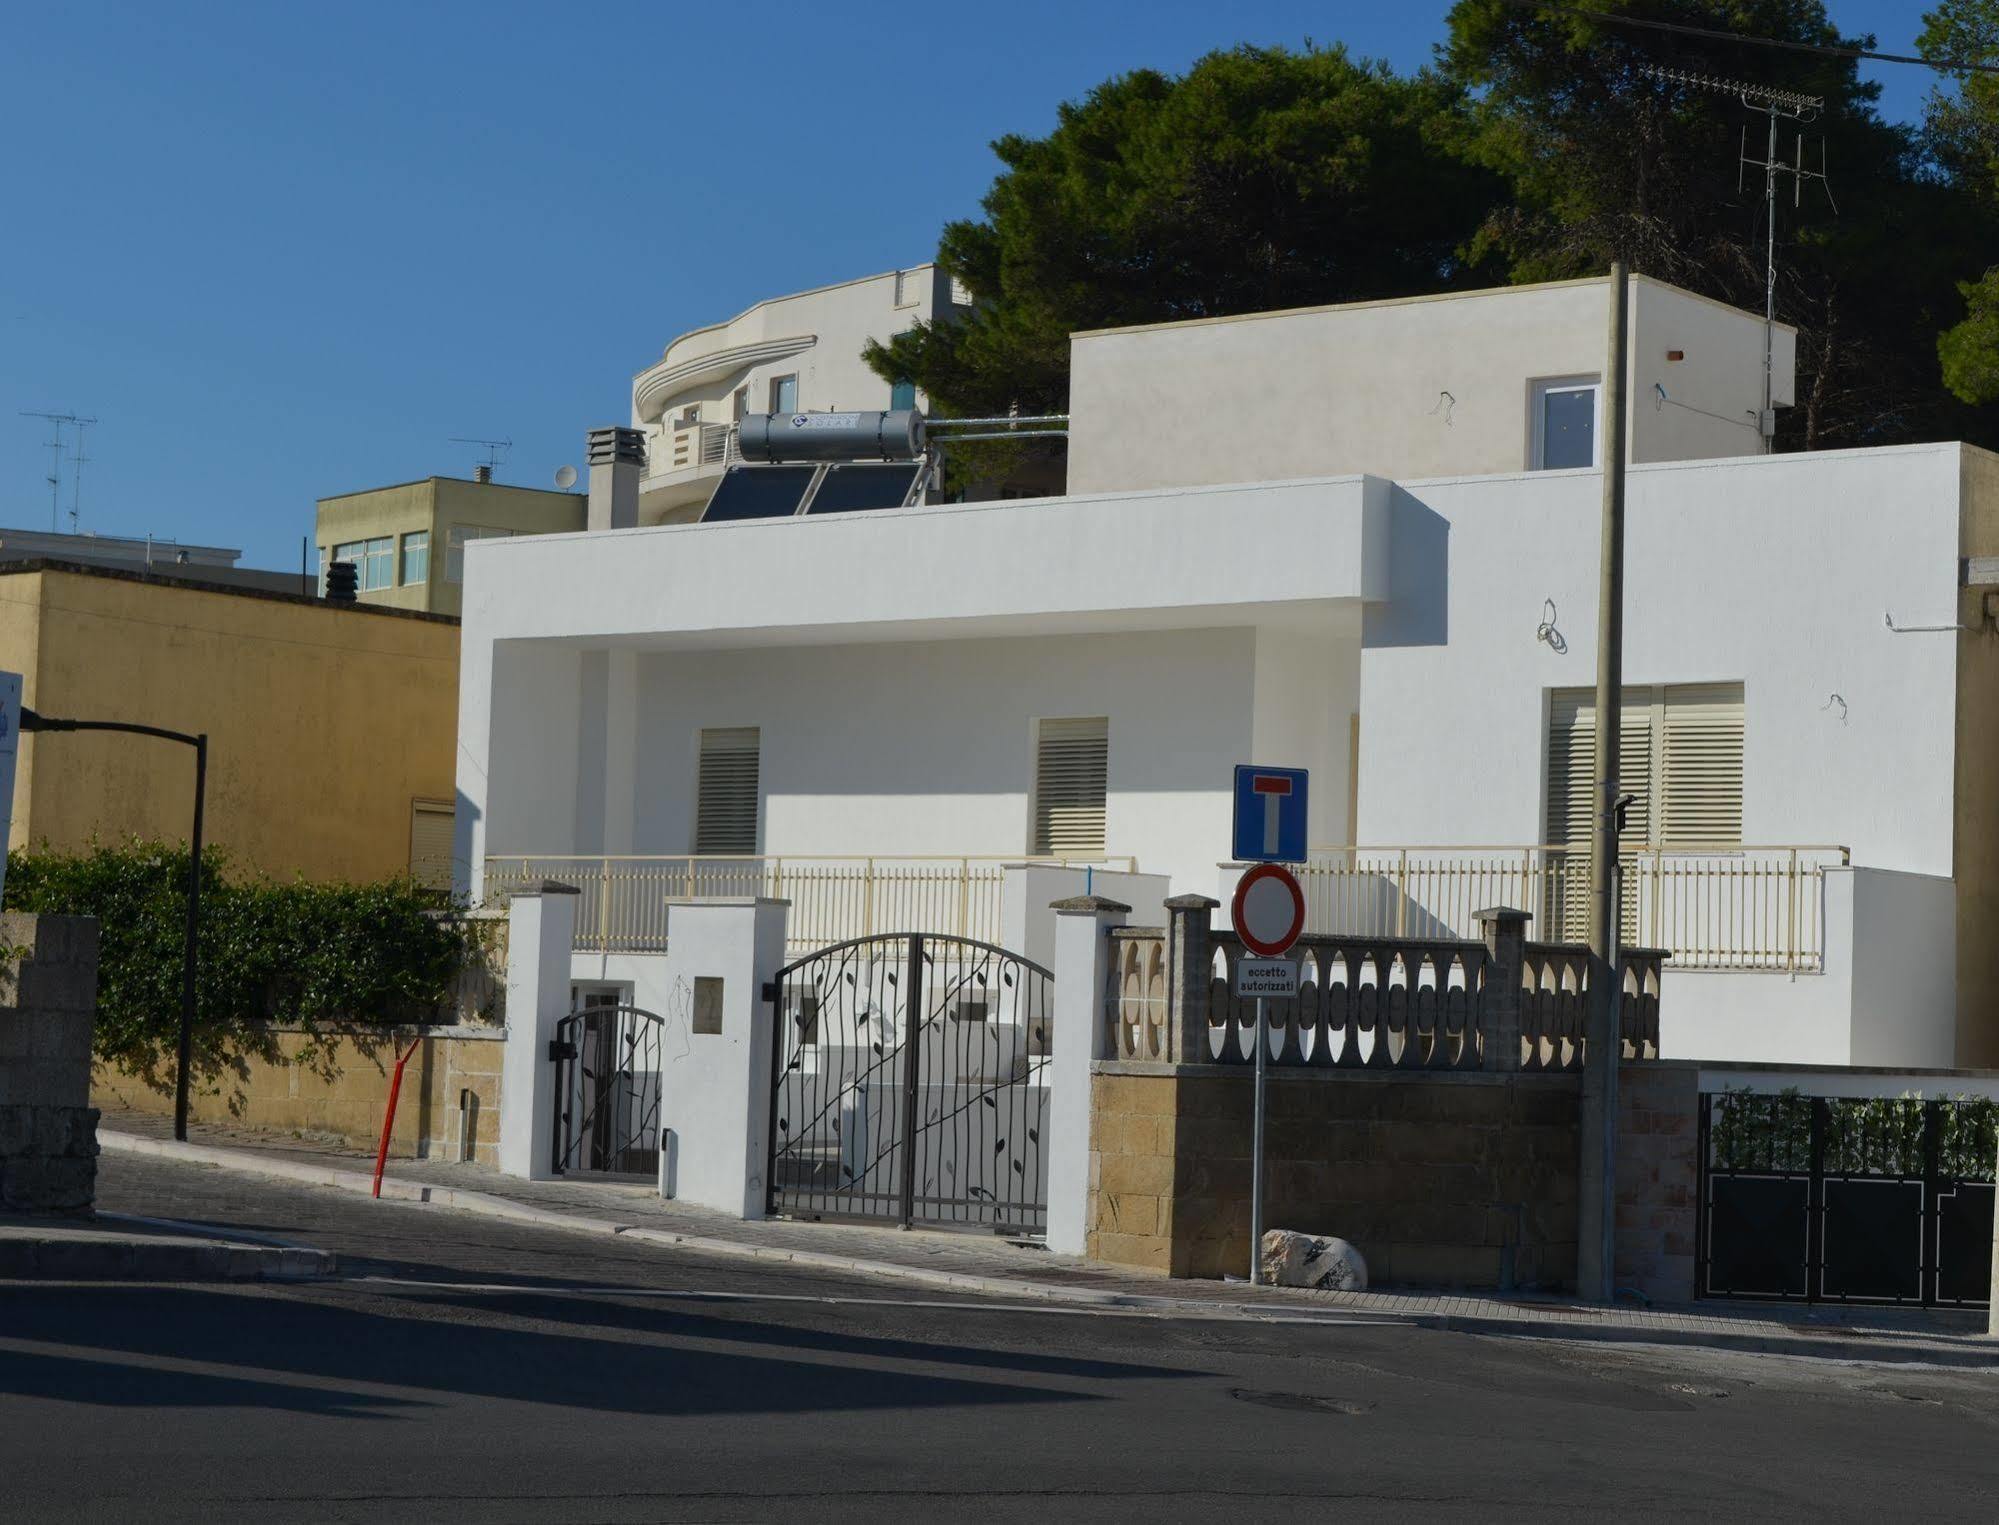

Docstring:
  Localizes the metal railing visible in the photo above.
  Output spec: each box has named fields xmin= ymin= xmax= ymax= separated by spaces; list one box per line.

xmin=1275 ymin=845 xmax=1849 ymax=973
xmin=483 ymin=854 xmax=1138 ymax=955
xmin=659 ymin=421 xmax=739 ymax=473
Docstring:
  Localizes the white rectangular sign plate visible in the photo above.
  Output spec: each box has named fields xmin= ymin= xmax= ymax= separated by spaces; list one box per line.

xmin=1233 ymin=958 xmax=1297 ymax=998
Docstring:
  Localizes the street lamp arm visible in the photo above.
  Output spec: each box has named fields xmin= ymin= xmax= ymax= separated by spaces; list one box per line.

xmin=19 ymin=709 xmax=202 ymax=750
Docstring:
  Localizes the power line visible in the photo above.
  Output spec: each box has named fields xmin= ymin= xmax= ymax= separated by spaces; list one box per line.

xmin=1497 ymin=0 xmax=1999 ymax=76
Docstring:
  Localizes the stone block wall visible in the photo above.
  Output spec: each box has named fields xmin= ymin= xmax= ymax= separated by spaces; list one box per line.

xmin=1089 ymin=1059 xmax=1699 ymax=1300
xmin=1614 ymin=1061 xmax=1700 ymax=1302
xmin=94 ymin=1026 xmax=506 ymax=1166
xmin=0 ymin=912 xmax=101 ymax=1214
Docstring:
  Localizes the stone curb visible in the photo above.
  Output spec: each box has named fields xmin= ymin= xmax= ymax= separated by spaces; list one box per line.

xmin=0 ymin=1230 xmax=335 ymax=1282
xmin=96 ymin=1130 xmax=1384 ymax=1319
xmin=95 ymin=1131 xmax=1998 ymax=1359
xmin=1429 ymin=1313 xmax=1999 ymax=1370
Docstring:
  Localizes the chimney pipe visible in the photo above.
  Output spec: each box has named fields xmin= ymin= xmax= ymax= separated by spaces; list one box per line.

xmin=473 ymin=463 xmax=493 ymax=484
xmin=325 ymin=560 xmax=358 ymax=603
xmin=587 ymin=426 xmax=645 ymax=531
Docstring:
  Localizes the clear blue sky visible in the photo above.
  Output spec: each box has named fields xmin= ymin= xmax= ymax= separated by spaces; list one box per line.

xmin=0 ymin=1 xmax=1941 ymax=571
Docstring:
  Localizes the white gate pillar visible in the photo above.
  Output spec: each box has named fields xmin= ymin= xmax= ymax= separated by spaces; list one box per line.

xmin=498 ymin=883 xmax=580 ymax=1180
xmin=1045 ymin=894 xmax=1129 ymax=1255
xmin=657 ymin=898 xmax=790 ymax=1219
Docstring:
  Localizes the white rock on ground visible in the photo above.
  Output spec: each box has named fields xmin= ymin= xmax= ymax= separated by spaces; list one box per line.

xmin=1260 ymin=1229 xmax=1368 ymax=1291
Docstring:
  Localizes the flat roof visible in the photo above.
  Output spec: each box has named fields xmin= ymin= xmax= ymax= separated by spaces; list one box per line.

xmin=1070 ymin=270 xmax=1797 ymax=340
xmin=0 ymin=557 xmax=460 ymax=625
xmin=316 ymin=476 xmax=586 ymax=507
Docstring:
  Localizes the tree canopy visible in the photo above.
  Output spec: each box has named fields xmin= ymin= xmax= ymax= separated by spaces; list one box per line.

xmin=879 ymin=4 xmax=1999 ymax=457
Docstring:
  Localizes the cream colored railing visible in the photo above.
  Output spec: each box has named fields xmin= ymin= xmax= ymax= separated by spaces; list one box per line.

xmin=661 ymin=421 xmax=738 ymax=472
xmin=1272 ymin=845 xmax=1850 ymax=973
xmin=483 ymin=854 xmax=1138 ymax=956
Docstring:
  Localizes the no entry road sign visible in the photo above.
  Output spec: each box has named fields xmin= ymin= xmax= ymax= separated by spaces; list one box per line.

xmin=1231 ymin=862 xmax=1306 ymax=958
xmin=1232 ymin=765 xmax=1308 ymax=864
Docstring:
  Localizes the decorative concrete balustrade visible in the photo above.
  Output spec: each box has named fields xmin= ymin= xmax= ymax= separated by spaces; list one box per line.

xmin=1106 ymin=897 xmax=1661 ymax=1073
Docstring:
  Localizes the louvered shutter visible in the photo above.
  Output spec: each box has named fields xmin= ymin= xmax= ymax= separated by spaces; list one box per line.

xmin=409 ymin=800 xmax=455 ymax=891
xmin=695 ymin=727 xmax=760 ymax=853
xmin=1544 ymin=689 xmax=1656 ymax=943
xmin=1033 ymin=717 xmax=1108 ymax=856
xmin=1659 ymin=683 xmax=1744 ymax=849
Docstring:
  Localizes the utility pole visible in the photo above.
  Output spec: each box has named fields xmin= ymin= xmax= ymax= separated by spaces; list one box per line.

xmin=1578 ymin=260 xmax=1629 ymax=1304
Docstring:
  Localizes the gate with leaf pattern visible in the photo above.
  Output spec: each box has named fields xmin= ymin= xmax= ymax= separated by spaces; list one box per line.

xmin=765 ymin=934 xmax=1054 ymax=1232
xmin=549 ymin=1004 xmax=665 ymax=1178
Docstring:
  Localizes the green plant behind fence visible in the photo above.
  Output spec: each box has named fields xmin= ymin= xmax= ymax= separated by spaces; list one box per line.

xmin=3 ymin=839 xmax=476 ymax=1095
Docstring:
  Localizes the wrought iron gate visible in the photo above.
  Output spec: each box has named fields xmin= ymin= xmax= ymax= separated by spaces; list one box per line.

xmin=549 ymin=1004 xmax=665 ymax=1178
xmin=765 ymin=933 xmax=1054 ymax=1232
xmin=1698 ymin=1091 xmax=1995 ymax=1307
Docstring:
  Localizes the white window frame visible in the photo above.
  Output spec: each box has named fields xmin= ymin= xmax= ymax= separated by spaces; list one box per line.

xmin=768 ymin=374 xmax=798 ymax=414
xmin=400 ymin=529 xmax=430 ymax=586
xmin=1529 ymin=375 xmax=1603 ymax=471
xmin=362 ymin=536 xmax=395 ymax=591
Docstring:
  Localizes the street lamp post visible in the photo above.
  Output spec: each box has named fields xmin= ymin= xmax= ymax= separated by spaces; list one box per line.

xmin=19 ymin=708 xmax=208 ymax=1141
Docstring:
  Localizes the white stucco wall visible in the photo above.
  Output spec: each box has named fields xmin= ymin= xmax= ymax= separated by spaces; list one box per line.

xmin=1066 ymin=274 xmax=1796 ymax=496
xmin=1355 ymin=443 xmax=1965 ymax=876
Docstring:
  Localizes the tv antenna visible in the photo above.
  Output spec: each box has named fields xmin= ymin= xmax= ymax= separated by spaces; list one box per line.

xmin=449 ymin=436 xmax=512 ymax=479
xmin=19 ymin=410 xmax=97 ymax=531
xmin=1638 ymin=66 xmax=1833 ymax=453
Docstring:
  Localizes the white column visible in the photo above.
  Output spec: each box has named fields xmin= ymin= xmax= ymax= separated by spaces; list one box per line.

xmin=1045 ymin=894 xmax=1129 ymax=1254
xmin=498 ymin=885 xmax=579 ymax=1180
xmin=656 ymin=898 xmax=790 ymax=1218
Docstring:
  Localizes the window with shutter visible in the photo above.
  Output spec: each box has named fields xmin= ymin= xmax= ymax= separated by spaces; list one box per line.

xmin=695 ymin=727 xmax=760 ymax=854
xmin=1658 ymin=682 xmax=1745 ymax=849
xmin=1543 ymin=683 xmax=1743 ymax=938
xmin=409 ymin=799 xmax=456 ymax=891
xmin=1032 ymin=717 xmax=1108 ymax=856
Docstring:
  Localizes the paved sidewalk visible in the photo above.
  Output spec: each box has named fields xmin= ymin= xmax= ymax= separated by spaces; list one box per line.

xmin=99 ymin=1108 xmax=1997 ymax=1365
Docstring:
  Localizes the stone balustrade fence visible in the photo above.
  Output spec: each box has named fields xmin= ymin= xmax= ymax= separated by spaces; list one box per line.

xmin=1106 ymin=897 xmax=1661 ymax=1073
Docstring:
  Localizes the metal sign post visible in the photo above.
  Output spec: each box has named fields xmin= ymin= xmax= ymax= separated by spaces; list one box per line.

xmin=1231 ymin=857 xmax=1306 ymax=1286
xmin=0 ymin=673 xmax=19 ymax=909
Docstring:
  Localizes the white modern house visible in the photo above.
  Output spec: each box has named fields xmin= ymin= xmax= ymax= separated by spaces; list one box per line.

xmin=632 ymin=264 xmax=966 ymax=524
xmin=457 ymin=271 xmax=1999 ymax=1077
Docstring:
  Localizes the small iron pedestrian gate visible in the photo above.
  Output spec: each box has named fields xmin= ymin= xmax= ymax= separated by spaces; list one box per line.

xmin=549 ymin=1004 xmax=665 ymax=1178
xmin=765 ymin=933 xmax=1054 ymax=1232
xmin=1698 ymin=1091 xmax=1996 ymax=1307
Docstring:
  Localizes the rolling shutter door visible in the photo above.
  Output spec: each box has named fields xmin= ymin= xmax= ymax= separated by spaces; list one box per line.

xmin=695 ymin=727 xmax=760 ymax=854
xmin=1543 ymin=689 xmax=1657 ymax=942
xmin=409 ymin=800 xmax=456 ymax=891
xmin=1033 ymin=717 xmax=1108 ymax=857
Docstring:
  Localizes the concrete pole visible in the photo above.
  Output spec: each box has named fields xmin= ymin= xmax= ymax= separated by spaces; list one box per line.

xmin=1578 ymin=262 xmax=1629 ymax=1303
xmin=1989 ymin=1130 xmax=1998 ymax=1338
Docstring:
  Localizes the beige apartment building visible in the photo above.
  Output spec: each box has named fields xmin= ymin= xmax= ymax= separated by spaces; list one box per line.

xmin=315 ymin=476 xmax=585 ymax=618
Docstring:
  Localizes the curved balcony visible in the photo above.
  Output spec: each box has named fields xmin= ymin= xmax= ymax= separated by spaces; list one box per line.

xmin=633 ymin=333 xmax=817 ymax=425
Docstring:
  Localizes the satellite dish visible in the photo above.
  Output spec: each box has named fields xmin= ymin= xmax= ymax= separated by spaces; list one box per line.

xmin=554 ymin=464 xmax=578 ymax=490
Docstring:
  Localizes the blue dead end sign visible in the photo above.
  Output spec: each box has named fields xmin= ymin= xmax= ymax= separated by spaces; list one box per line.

xmin=1232 ymin=764 xmax=1308 ymax=864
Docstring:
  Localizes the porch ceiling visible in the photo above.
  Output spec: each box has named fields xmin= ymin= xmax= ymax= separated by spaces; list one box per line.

xmin=465 ymin=474 xmax=1390 ymax=650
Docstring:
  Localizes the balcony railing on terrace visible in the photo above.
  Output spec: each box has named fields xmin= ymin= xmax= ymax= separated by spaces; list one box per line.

xmin=1276 ymin=845 xmax=1849 ymax=974
xmin=483 ymin=854 xmax=1139 ymax=956
xmin=657 ymin=421 xmax=738 ymax=474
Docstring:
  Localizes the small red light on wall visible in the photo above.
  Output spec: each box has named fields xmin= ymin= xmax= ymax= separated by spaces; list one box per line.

xmin=1666 ymin=349 xmax=1685 ymax=362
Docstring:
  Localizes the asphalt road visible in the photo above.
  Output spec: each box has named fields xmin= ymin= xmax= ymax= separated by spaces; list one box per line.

xmin=1 ymin=1155 xmax=1996 ymax=1522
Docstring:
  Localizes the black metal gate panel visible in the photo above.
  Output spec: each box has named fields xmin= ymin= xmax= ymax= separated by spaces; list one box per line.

xmin=765 ymin=933 xmax=1054 ymax=1233
xmin=1698 ymin=1091 xmax=1995 ymax=1307
xmin=550 ymin=1004 xmax=665 ymax=1178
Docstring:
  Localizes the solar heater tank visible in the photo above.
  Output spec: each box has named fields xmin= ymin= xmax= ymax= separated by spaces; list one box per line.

xmin=738 ymin=409 xmax=925 ymax=463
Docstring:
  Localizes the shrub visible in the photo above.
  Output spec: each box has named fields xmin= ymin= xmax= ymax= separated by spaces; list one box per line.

xmin=4 ymin=839 xmax=476 ymax=1097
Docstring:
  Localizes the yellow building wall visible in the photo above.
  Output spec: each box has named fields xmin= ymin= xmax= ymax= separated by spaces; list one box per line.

xmin=315 ymin=477 xmax=585 ymax=618
xmin=6 ymin=567 xmax=457 ymax=884
xmin=315 ymin=479 xmax=437 ymax=614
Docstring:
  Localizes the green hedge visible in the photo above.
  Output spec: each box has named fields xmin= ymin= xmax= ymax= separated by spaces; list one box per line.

xmin=3 ymin=839 xmax=478 ymax=1094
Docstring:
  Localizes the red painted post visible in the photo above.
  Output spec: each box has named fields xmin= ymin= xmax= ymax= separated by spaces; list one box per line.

xmin=371 ymin=1037 xmax=425 ymax=1199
